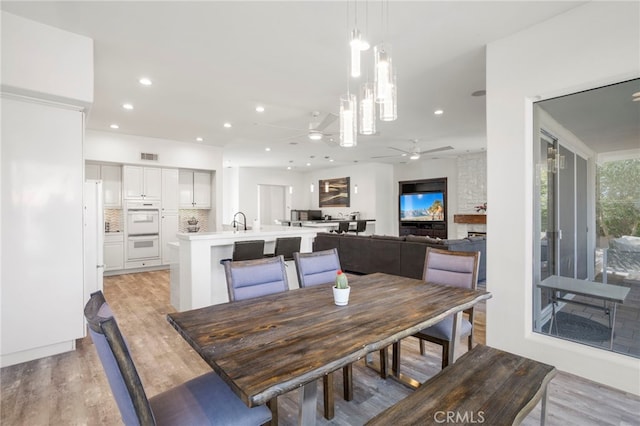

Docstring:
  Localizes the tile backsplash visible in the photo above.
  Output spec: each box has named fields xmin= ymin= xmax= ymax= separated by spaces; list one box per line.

xmin=104 ymin=209 xmax=123 ymax=232
xmin=179 ymin=209 xmax=210 ymax=233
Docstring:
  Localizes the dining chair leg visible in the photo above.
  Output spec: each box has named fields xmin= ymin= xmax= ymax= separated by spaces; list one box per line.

xmin=343 ymin=365 xmax=353 ymax=401
xmin=266 ymin=397 xmax=278 ymax=426
xmin=419 ymin=339 xmax=426 ymax=355
xmin=323 ymin=374 xmax=335 ymax=420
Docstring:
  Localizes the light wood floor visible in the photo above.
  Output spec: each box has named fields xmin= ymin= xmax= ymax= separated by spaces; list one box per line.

xmin=1 ymin=270 xmax=638 ymax=425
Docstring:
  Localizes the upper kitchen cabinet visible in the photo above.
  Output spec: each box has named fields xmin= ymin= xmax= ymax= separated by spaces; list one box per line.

xmin=161 ymin=168 xmax=179 ymax=213
xmin=101 ymin=165 xmax=122 ymax=208
xmin=84 ymin=163 xmax=122 ymax=207
xmin=123 ymin=166 xmax=161 ymax=200
xmin=179 ymin=170 xmax=211 ymax=209
xmin=85 ymin=163 xmax=100 ymax=180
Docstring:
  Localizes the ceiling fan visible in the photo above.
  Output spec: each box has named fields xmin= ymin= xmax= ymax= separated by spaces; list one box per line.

xmin=371 ymin=140 xmax=454 ymax=160
xmin=255 ymin=111 xmax=338 ymax=143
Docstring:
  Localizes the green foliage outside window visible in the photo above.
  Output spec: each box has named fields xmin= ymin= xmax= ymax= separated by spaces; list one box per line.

xmin=597 ymin=159 xmax=640 ymax=238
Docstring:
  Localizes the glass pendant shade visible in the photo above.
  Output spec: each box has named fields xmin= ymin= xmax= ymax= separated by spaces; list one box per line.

xmin=359 ymin=82 xmax=376 ymax=135
xmin=350 ymin=29 xmax=362 ymax=78
xmin=379 ymin=74 xmax=397 ymax=121
xmin=374 ymin=43 xmax=392 ymax=103
xmin=339 ymin=93 xmax=357 ymax=147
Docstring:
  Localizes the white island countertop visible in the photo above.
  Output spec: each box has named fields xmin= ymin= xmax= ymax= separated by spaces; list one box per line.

xmin=176 ymin=224 xmax=326 ymax=242
xmin=172 ymin=225 xmax=323 ymax=311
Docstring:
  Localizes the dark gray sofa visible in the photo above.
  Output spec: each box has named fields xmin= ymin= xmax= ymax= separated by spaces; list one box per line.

xmin=313 ymin=233 xmax=486 ymax=282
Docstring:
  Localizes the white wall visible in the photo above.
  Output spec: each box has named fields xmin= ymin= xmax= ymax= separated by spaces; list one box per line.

xmin=486 ymin=1 xmax=640 ymax=395
xmin=1 ymin=12 xmax=92 ymax=366
xmin=304 ymin=163 xmax=395 ymax=235
xmin=1 ymin=12 xmax=93 ymax=107
xmin=232 ymin=167 xmax=303 ymax=226
xmin=85 ymin=130 xmax=224 ymax=228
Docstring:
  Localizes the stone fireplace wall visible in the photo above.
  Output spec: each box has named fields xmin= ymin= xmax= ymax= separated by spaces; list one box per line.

xmin=456 ymin=152 xmax=487 ymax=238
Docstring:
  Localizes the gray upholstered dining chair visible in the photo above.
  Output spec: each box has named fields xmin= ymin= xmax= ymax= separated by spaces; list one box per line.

xmin=294 ymin=248 xmax=342 ymax=288
xmin=223 ymin=255 xmax=289 ymax=302
xmin=293 ymin=248 xmax=354 ymax=420
xmin=84 ymin=291 xmax=271 ymax=426
xmin=402 ymin=247 xmax=480 ymax=369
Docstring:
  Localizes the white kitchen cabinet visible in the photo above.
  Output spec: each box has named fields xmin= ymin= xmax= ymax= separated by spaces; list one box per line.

xmin=104 ymin=233 xmax=124 ymax=271
xmin=123 ymin=166 xmax=161 ymax=200
xmin=161 ymin=214 xmax=179 ymax=264
xmin=179 ymin=170 xmax=211 ymax=209
xmin=162 ymin=168 xmax=179 ymax=213
xmin=85 ymin=163 xmax=100 ymax=180
xmin=84 ymin=163 xmax=122 ymax=207
xmin=101 ymin=165 xmax=122 ymax=208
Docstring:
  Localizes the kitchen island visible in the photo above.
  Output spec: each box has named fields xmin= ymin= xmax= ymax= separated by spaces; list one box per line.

xmin=171 ymin=225 xmax=326 ymax=311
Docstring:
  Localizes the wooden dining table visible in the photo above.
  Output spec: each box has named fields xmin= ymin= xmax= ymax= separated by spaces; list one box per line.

xmin=166 ymin=272 xmax=491 ymax=425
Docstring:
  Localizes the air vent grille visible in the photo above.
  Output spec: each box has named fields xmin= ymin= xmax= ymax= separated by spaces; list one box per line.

xmin=140 ymin=153 xmax=158 ymax=161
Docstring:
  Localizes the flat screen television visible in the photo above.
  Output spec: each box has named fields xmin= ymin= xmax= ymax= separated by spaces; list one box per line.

xmin=399 ymin=192 xmax=445 ymax=221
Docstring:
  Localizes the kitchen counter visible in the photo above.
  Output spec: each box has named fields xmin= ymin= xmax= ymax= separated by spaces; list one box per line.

xmin=172 ymin=225 xmax=320 ymax=311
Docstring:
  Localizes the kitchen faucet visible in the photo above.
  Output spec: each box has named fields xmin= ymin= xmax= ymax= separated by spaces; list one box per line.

xmin=232 ymin=211 xmax=247 ymax=231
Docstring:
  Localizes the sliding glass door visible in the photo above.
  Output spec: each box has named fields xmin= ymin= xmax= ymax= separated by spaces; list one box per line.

xmin=534 ymin=128 xmax=589 ymax=328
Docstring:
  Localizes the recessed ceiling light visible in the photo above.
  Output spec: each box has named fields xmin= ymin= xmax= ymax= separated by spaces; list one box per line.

xmin=223 ymin=122 xmax=232 ymax=128
xmin=122 ymin=103 xmax=134 ymax=110
xmin=265 ymin=147 xmax=271 ymax=151
xmin=329 ymin=159 xmax=334 ymax=162
xmin=401 ymin=153 xmax=407 ymax=157
xmin=195 ymin=137 xmax=203 ymax=142
xmin=256 ymin=106 xmax=265 ymax=112
xmin=306 ymin=162 xmax=311 ymax=166
xmin=110 ymin=124 xmax=119 ymax=129
xmin=139 ymin=77 xmax=152 ymax=86
xmin=434 ymin=109 xmax=444 ymax=115
xmin=287 ymin=166 xmax=292 ymax=170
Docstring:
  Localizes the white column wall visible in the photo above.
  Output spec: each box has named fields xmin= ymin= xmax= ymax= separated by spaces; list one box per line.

xmin=486 ymin=1 xmax=639 ymax=395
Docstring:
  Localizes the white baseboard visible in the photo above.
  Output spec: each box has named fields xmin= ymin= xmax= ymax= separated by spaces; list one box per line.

xmin=1 ymin=340 xmax=76 ymax=368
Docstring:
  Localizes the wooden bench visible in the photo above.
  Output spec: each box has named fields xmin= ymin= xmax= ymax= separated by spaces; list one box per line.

xmin=366 ymin=345 xmax=557 ymax=426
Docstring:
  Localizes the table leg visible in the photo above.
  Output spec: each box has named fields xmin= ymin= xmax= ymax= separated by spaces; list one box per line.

xmin=609 ymin=303 xmax=618 ymax=350
xmin=540 ymin=385 xmax=550 ymax=426
xmin=298 ymin=380 xmax=318 ymax=426
xmin=267 ymin=398 xmax=278 ymax=426
xmin=448 ymin=311 xmax=463 ymax=366
xmin=549 ymin=295 xmax=557 ymax=335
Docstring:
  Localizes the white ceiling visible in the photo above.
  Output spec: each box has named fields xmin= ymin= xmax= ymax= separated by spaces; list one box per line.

xmin=538 ymin=78 xmax=640 ymax=155
xmin=1 ymin=1 xmax=587 ymax=171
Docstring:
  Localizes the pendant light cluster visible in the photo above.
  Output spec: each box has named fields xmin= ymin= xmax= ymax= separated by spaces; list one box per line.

xmin=340 ymin=0 xmax=397 ymax=148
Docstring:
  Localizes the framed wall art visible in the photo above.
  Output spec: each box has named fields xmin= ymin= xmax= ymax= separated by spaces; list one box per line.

xmin=319 ymin=177 xmax=350 ymax=207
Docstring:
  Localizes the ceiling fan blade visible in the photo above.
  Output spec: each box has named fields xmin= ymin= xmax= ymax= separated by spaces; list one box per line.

xmin=420 ymin=145 xmax=454 ymax=154
xmin=314 ymin=113 xmax=338 ymax=131
xmin=371 ymin=154 xmax=401 ymax=159
xmin=253 ymin=122 xmax=307 ymax=132
xmin=389 ymin=146 xmax=412 ymax=155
